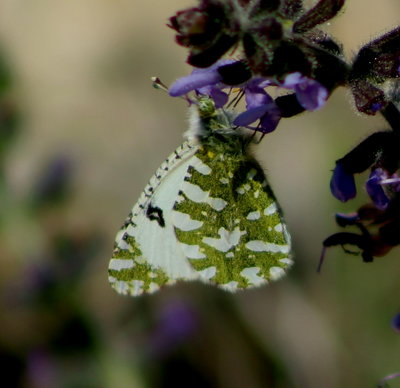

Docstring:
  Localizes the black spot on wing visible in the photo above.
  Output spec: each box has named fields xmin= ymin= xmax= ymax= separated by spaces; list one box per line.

xmin=146 ymin=204 xmax=166 ymax=227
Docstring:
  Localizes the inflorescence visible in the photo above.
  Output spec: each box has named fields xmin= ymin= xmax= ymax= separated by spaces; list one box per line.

xmin=167 ymin=0 xmax=400 ymax=268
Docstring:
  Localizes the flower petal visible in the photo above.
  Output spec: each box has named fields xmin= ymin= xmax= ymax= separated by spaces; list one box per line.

xmin=282 ymin=72 xmax=327 ymax=110
xmin=169 ymin=71 xmax=222 ymax=97
xmin=233 ymin=105 xmax=270 ymax=126
xmin=330 ymin=161 xmax=356 ymax=202
xmin=169 ymin=59 xmax=236 ymax=97
xmin=295 ymin=78 xmax=328 ymax=111
xmin=366 ymin=169 xmax=390 ymax=210
xmin=293 ymin=0 xmax=345 ymax=33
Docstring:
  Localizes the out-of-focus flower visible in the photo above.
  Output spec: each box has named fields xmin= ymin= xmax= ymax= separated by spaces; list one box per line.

xmin=27 ymin=350 xmax=58 ymax=388
xmin=391 ymin=313 xmax=400 ymax=333
xmin=378 ymin=372 xmax=400 ymax=388
xmin=148 ymin=299 xmax=199 ymax=357
xmin=30 ymin=156 xmax=72 ymax=209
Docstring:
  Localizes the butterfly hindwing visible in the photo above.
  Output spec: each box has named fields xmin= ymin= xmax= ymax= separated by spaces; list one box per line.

xmin=172 ymin=136 xmax=292 ymax=291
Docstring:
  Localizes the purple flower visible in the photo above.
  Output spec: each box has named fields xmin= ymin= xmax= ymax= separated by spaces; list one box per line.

xmin=330 ymin=161 xmax=357 ymax=202
xmin=366 ymin=169 xmax=390 ymax=210
xmin=282 ymin=72 xmax=328 ymax=111
xmin=233 ymin=78 xmax=281 ymax=133
xmin=169 ymin=59 xmax=235 ymax=107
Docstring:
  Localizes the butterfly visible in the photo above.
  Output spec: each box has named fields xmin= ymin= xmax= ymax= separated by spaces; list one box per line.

xmin=108 ymin=96 xmax=292 ymax=296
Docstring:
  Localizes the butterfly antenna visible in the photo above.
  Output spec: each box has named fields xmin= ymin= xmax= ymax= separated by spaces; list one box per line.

xmin=151 ymin=77 xmax=169 ymax=92
xmin=151 ymin=76 xmax=195 ymax=106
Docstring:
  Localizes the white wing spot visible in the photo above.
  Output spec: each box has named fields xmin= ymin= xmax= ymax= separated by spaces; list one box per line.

xmin=109 ymin=259 xmax=134 ymax=271
xmin=240 ymin=267 xmax=265 ymax=286
xmin=172 ymin=210 xmax=203 ymax=231
xmin=246 ymin=210 xmax=261 ymax=220
xmin=279 ymin=258 xmax=294 ymax=266
xmin=254 ymin=190 xmax=260 ymax=198
xmin=197 ymin=266 xmax=217 ymax=280
xmin=131 ymin=280 xmax=145 ymax=295
xmin=148 ymin=282 xmax=160 ymax=293
xmin=221 ymin=281 xmax=239 ymax=292
xmin=226 ymin=252 xmax=234 ymax=258
xmin=274 ymin=223 xmax=283 ymax=232
xmin=264 ymin=203 xmax=278 ymax=215
xmin=209 ymin=197 xmax=228 ymax=211
xmin=237 ymin=187 xmax=245 ymax=195
xmin=180 ymin=243 xmax=206 ymax=259
xmin=112 ymin=280 xmax=129 ymax=295
xmin=219 ymin=177 xmax=229 ymax=184
xmin=246 ymin=240 xmax=290 ymax=254
xmin=192 ymin=156 xmax=212 ymax=175
xmin=203 ymin=227 xmax=246 ymax=252
xmin=181 ymin=181 xmax=227 ymax=211
xmin=269 ymin=266 xmax=286 ymax=280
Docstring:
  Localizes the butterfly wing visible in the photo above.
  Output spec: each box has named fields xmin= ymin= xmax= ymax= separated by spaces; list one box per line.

xmin=108 ymin=142 xmax=201 ymax=296
xmin=172 ymin=142 xmax=293 ymax=291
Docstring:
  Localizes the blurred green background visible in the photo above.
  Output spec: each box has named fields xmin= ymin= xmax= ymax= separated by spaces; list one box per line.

xmin=1 ymin=0 xmax=400 ymax=387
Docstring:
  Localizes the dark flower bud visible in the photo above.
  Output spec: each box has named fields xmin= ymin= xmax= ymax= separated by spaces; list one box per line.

xmin=217 ymin=61 xmax=252 ymax=85
xmin=250 ymin=41 xmax=312 ymax=78
xmin=188 ymin=35 xmax=238 ymax=67
xmin=248 ymin=18 xmax=283 ymax=42
xmin=350 ymin=79 xmax=387 ymax=115
xmin=372 ymin=52 xmax=400 ymax=79
xmin=281 ymin=0 xmax=303 ymax=19
xmin=337 ymin=131 xmax=400 ymax=176
xmin=258 ymin=0 xmax=281 ymax=12
xmin=168 ymin=1 xmax=238 ymax=68
xmin=293 ymin=0 xmax=345 ymax=34
xmin=275 ymin=94 xmax=305 ymax=117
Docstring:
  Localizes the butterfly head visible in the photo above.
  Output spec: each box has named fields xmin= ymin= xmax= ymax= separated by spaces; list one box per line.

xmin=185 ymin=95 xmax=248 ymax=143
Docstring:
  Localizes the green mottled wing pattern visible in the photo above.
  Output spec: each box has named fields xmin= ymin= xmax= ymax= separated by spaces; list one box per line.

xmin=108 ymin=98 xmax=293 ymax=297
xmin=172 ymin=134 xmax=292 ymax=291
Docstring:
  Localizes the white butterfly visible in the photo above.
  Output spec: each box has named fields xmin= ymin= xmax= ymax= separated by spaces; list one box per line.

xmin=108 ymin=96 xmax=292 ymax=296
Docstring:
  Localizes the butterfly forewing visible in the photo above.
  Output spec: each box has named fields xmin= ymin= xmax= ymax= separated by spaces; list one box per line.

xmin=109 ymin=141 xmax=201 ymax=296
